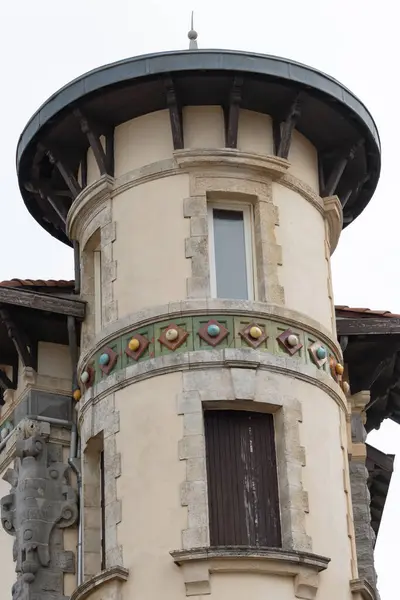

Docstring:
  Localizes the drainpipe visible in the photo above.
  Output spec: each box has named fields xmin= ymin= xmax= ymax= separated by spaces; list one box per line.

xmin=68 ymin=423 xmax=83 ymax=586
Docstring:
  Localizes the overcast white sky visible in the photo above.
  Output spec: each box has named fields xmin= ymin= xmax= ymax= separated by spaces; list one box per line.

xmin=0 ymin=1 xmax=397 ymax=597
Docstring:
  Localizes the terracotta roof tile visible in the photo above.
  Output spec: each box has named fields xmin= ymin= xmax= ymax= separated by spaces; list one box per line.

xmin=335 ymin=306 xmax=400 ymax=319
xmin=0 ymin=279 xmax=74 ymax=288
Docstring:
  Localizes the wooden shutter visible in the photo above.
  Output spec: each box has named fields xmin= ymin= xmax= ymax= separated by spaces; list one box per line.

xmin=205 ymin=410 xmax=281 ymax=547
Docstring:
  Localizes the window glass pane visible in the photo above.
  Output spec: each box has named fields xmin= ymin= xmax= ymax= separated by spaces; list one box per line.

xmin=213 ymin=209 xmax=249 ymax=299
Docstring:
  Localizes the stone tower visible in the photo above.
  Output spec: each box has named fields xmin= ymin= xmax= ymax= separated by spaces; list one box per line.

xmin=4 ymin=42 xmax=381 ymax=600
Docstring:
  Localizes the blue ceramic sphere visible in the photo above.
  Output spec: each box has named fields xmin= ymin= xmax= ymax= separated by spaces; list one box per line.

xmin=316 ymin=346 xmax=326 ymax=360
xmin=99 ymin=353 xmax=110 ymax=366
xmin=207 ymin=324 xmax=220 ymax=337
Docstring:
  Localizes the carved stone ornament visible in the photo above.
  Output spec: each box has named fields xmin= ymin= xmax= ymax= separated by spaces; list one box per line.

xmin=1 ymin=419 xmax=78 ymax=600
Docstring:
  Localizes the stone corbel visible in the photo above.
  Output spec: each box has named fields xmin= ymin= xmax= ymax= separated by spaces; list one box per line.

xmin=171 ymin=547 xmax=330 ymax=599
xmin=350 ymin=578 xmax=377 ymax=600
xmin=174 ymin=148 xmax=290 ymax=180
xmin=323 ymin=195 xmax=343 ymax=254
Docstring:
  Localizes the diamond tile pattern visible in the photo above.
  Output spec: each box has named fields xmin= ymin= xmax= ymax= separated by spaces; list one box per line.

xmin=99 ymin=347 xmax=118 ymax=375
xmin=308 ymin=342 xmax=327 ymax=369
xmin=277 ymin=329 xmax=303 ymax=356
xmin=198 ymin=319 xmax=229 ymax=347
xmin=125 ymin=333 xmax=150 ymax=361
xmin=158 ymin=323 xmax=189 ymax=351
xmin=239 ymin=322 xmax=268 ymax=349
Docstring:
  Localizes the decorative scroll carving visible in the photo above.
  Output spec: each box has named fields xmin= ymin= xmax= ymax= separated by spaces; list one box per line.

xmin=1 ymin=420 xmax=78 ymax=600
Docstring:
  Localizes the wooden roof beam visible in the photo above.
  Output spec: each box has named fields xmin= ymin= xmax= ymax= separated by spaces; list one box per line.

xmin=74 ymin=108 xmax=113 ymax=177
xmin=0 ymin=286 xmax=85 ymax=319
xmin=0 ymin=307 xmax=35 ymax=369
xmin=322 ymin=140 xmax=364 ymax=197
xmin=337 ymin=317 xmax=400 ymax=336
xmin=225 ymin=76 xmax=243 ymax=149
xmin=40 ymin=144 xmax=82 ymax=198
xmin=274 ymin=93 xmax=302 ymax=159
xmin=165 ymin=77 xmax=184 ymax=150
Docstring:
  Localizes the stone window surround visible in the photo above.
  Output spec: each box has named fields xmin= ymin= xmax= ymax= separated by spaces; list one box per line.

xmin=177 ymin=366 xmax=311 ymax=555
xmin=170 ymin=546 xmax=330 ymax=599
xmin=79 ymin=393 xmax=123 ymax=574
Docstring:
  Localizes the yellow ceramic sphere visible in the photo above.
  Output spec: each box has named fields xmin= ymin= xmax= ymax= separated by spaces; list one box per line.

xmin=129 ymin=338 xmax=140 ymax=352
xmin=73 ymin=389 xmax=81 ymax=402
xmin=249 ymin=326 xmax=262 ymax=339
xmin=336 ymin=363 xmax=344 ymax=375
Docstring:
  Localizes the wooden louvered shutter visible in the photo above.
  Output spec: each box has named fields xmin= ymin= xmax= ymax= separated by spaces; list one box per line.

xmin=205 ymin=410 xmax=281 ymax=547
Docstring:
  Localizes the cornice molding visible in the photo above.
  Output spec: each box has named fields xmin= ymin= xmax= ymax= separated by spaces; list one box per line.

xmin=174 ymin=148 xmax=290 ymax=179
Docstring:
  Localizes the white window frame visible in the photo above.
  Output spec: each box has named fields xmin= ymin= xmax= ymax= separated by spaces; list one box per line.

xmin=208 ymin=201 xmax=256 ymax=300
xmin=94 ymin=247 xmax=102 ymax=333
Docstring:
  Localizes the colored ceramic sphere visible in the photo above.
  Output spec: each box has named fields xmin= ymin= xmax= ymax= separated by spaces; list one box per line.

xmin=287 ymin=334 xmax=299 ymax=348
xmin=207 ymin=324 xmax=220 ymax=337
xmin=73 ymin=389 xmax=81 ymax=402
xmin=249 ymin=326 xmax=263 ymax=339
xmin=342 ymin=381 xmax=350 ymax=395
xmin=166 ymin=328 xmax=179 ymax=341
xmin=335 ymin=363 xmax=344 ymax=375
xmin=128 ymin=338 xmax=140 ymax=352
xmin=99 ymin=353 xmax=110 ymax=366
xmin=316 ymin=346 xmax=326 ymax=360
xmin=80 ymin=371 xmax=89 ymax=384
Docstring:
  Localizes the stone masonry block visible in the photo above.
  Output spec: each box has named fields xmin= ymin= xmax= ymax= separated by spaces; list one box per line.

xmin=178 ymin=435 xmax=205 ymax=460
xmin=230 ymin=368 xmax=256 ymax=400
xmin=187 ymin=276 xmax=210 ymax=298
xmin=182 ymin=526 xmax=209 ymax=550
xmin=180 ymin=481 xmax=207 ymax=507
xmin=177 ymin=391 xmax=202 ymax=415
xmin=190 ymin=216 xmax=208 ymax=236
xmin=184 ymin=412 xmax=204 ymax=436
xmin=186 ymin=458 xmax=207 ymax=482
xmin=183 ymin=196 xmax=207 ymax=218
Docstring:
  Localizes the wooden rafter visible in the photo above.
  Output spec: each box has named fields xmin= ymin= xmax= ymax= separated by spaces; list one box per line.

xmin=74 ymin=108 xmax=110 ymax=176
xmin=274 ymin=93 xmax=302 ymax=159
xmin=165 ymin=77 xmax=184 ymax=150
xmin=0 ymin=307 xmax=35 ymax=369
xmin=40 ymin=144 xmax=82 ymax=198
xmin=322 ymin=140 xmax=364 ymax=197
xmin=0 ymin=287 xmax=85 ymax=319
xmin=225 ymin=76 xmax=243 ymax=148
xmin=0 ymin=368 xmax=16 ymax=390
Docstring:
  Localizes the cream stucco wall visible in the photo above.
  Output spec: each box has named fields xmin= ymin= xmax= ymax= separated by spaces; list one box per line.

xmin=273 ymin=183 xmax=333 ymax=331
xmin=115 ymin=373 xmax=187 ymax=600
xmin=114 ymin=110 xmax=174 ymax=177
xmin=112 ymin=174 xmax=191 ymax=319
xmin=37 ymin=342 xmax=72 ymax=380
xmin=237 ymin=109 xmax=274 ymax=155
xmin=0 ymin=476 xmax=16 ymax=595
xmin=288 ymin=131 xmax=319 ymax=192
xmin=183 ymin=106 xmax=225 ymax=149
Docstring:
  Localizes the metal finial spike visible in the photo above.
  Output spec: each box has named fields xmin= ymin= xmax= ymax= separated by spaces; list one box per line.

xmin=188 ymin=10 xmax=198 ymax=50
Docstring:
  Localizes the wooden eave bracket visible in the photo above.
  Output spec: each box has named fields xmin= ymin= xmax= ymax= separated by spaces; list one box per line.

xmin=274 ymin=93 xmax=303 ymax=159
xmin=0 ymin=306 xmax=35 ymax=369
xmin=73 ymin=108 xmax=114 ymax=176
xmin=225 ymin=75 xmax=243 ymax=148
xmin=0 ymin=287 xmax=85 ymax=320
xmin=165 ymin=76 xmax=184 ymax=150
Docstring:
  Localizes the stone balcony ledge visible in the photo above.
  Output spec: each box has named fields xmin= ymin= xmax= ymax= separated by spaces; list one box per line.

xmin=171 ymin=546 xmax=330 ymax=599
